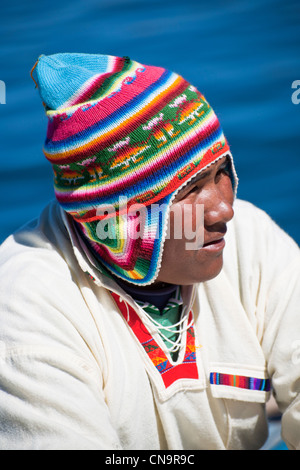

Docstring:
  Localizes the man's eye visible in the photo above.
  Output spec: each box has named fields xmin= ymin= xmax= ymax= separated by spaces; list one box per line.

xmin=175 ymin=184 xmax=197 ymax=202
xmin=217 ymin=162 xmax=231 ymax=177
xmin=181 ymin=185 xmax=198 ymax=199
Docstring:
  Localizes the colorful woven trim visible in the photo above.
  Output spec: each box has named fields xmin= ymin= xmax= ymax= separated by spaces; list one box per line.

xmin=111 ymin=291 xmax=198 ymax=388
xmin=210 ymin=372 xmax=271 ymax=392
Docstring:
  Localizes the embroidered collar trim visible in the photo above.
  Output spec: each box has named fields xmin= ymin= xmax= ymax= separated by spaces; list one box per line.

xmin=110 ymin=291 xmax=199 ymax=389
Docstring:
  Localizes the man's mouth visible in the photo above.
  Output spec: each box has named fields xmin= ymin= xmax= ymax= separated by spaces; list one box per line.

xmin=201 ymin=237 xmax=225 ymax=252
xmin=201 ymin=229 xmax=227 ymax=252
xmin=203 ymin=237 xmax=224 ymax=247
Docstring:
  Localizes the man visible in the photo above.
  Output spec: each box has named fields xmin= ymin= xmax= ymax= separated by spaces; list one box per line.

xmin=0 ymin=53 xmax=299 ymax=450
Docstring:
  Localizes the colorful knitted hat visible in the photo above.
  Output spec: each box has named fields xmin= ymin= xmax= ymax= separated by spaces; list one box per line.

xmin=32 ymin=53 xmax=237 ymax=285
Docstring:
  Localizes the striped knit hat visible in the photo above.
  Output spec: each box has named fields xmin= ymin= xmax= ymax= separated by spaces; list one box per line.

xmin=32 ymin=53 xmax=237 ymax=285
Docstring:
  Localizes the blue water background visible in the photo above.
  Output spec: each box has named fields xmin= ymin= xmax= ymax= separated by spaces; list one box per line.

xmin=0 ymin=0 xmax=300 ymax=245
xmin=0 ymin=0 xmax=299 ymax=450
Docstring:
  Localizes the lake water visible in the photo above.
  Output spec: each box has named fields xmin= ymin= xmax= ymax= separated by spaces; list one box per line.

xmin=0 ymin=0 xmax=299 ymax=450
xmin=0 ymin=0 xmax=299 ymax=244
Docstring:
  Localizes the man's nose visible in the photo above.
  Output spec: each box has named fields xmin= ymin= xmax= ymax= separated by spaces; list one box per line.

xmin=202 ymin=186 xmax=234 ymax=227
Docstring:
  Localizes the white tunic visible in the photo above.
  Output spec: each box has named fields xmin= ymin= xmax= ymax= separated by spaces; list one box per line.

xmin=0 ymin=199 xmax=299 ymax=450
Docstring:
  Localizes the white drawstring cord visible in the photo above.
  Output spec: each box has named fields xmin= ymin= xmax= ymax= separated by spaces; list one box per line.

xmin=142 ymin=308 xmax=193 ymax=353
xmin=118 ymin=296 xmax=131 ymax=322
xmin=118 ymin=294 xmax=194 ymax=355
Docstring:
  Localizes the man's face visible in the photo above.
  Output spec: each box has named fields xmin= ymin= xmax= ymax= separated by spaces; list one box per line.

xmin=156 ymin=156 xmax=234 ymax=285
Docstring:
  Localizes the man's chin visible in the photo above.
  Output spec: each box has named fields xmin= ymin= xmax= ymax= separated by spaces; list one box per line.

xmin=184 ymin=257 xmax=224 ymax=285
xmin=156 ymin=259 xmax=224 ymax=286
